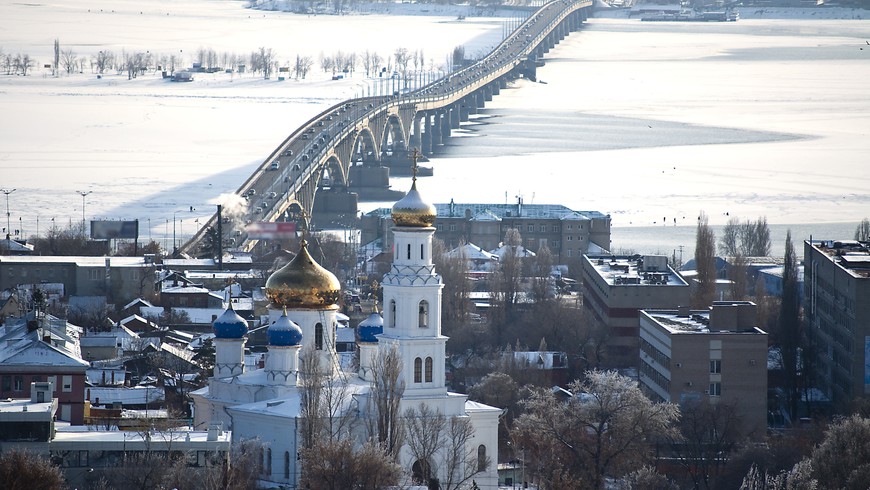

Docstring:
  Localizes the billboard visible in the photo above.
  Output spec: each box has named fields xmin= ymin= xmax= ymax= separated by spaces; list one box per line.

xmin=246 ymin=221 xmax=297 ymax=239
xmin=91 ymin=220 xmax=139 ymax=240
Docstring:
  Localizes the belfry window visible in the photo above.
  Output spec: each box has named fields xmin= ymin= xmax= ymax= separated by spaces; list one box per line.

xmin=315 ymin=323 xmax=323 ymax=350
xmin=425 ymin=357 xmax=433 ymax=382
xmin=414 ymin=357 xmax=423 ymax=383
xmin=389 ymin=300 xmax=396 ymax=328
xmin=418 ymin=300 xmax=429 ymax=328
xmin=421 ymin=243 xmax=424 ymax=260
xmin=407 ymin=243 xmax=411 ymax=260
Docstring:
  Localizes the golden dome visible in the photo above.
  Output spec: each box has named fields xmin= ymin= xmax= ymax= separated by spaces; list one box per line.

xmin=391 ymin=179 xmax=436 ymax=228
xmin=265 ymin=239 xmax=341 ymax=309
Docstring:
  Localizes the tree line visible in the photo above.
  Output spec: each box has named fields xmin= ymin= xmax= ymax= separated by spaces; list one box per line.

xmin=1 ymin=40 xmax=465 ymax=80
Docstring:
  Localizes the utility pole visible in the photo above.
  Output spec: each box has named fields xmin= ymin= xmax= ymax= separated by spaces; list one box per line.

xmin=76 ymin=190 xmax=92 ymax=237
xmin=1 ymin=188 xmax=16 ymax=240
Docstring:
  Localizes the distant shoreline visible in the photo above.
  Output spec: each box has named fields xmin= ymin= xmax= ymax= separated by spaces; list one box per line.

xmin=593 ymin=5 xmax=868 ymax=20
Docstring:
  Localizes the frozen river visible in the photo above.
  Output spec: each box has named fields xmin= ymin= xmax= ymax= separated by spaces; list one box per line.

xmin=1 ymin=2 xmax=868 ymax=257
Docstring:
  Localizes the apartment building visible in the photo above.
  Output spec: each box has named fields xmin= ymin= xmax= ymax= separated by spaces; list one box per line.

xmin=804 ymin=239 xmax=870 ymax=408
xmin=362 ymin=199 xmax=611 ymax=263
xmin=582 ymin=254 xmax=690 ymax=368
xmin=639 ymin=301 xmax=768 ymax=439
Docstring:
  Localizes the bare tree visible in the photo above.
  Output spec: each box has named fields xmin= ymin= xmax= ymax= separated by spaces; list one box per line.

xmin=692 ymin=212 xmax=716 ymax=309
xmin=300 ymin=439 xmax=402 ymax=490
xmin=394 ymin=47 xmax=410 ymax=80
xmin=0 ymin=449 xmax=65 ymax=490
xmin=367 ymin=345 xmax=405 ymax=459
xmin=489 ymin=228 xmax=523 ymax=346
xmin=93 ymin=50 xmax=113 ymax=74
xmin=294 ymin=54 xmax=313 ymax=79
xmin=442 ymin=415 xmax=489 ymax=490
xmin=669 ymin=400 xmax=743 ymax=490
xmin=720 ymin=216 xmax=771 ymax=257
xmin=405 ymin=403 xmax=445 ymax=485
xmin=513 ymin=370 xmax=680 ymax=489
xmin=855 ymin=217 xmax=870 ymax=241
xmin=16 ymin=53 xmax=34 ymax=76
xmin=60 ymin=48 xmax=77 ymax=74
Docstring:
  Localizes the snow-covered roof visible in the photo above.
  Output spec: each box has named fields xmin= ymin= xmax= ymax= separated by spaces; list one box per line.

xmin=86 ymin=386 xmax=164 ymax=405
xmin=0 ymin=256 xmax=149 ymax=267
xmin=448 ymin=243 xmax=498 ymax=261
xmin=490 ymin=244 xmax=536 ymax=259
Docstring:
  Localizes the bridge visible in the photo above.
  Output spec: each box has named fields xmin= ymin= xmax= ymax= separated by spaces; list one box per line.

xmin=180 ymin=0 xmax=592 ymax=257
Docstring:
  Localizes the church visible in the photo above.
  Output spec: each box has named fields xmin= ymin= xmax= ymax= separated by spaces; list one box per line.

xmin=191 ymin=174 xmax=500 ymax=488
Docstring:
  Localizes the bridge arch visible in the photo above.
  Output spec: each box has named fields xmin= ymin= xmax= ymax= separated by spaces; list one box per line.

xmin=380 ymin=114 xmax=408 ymax=159
xmin=351 ymin=127 xmax=379 ymax=165
xmin=322 ymin=155 xmax=346 ymax=187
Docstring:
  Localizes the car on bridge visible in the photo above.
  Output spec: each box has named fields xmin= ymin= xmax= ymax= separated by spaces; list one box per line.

xmin=268 ymin=162 xmax=279 ymax=171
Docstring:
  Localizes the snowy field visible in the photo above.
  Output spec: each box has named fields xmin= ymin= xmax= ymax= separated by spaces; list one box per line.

xmin=1 ymin=1 xmax=869 ymax=250
xmin=0 ymin=0 xmax=512 ymax=241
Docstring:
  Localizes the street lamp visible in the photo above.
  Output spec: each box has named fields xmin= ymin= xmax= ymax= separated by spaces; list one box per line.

xmin=76 ymin=190 xmax=92 ymax=237
xmin=0 ymin=188 xmax=15 ymax=240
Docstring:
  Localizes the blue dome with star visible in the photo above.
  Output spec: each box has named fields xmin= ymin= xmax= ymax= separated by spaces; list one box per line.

xmin=269 ymin=310 xmax=303 ymax=347
xmin=357 ymin=312 xmax=384 ymax=344
xmin=213 ymin=304 xmax=248 ymax=339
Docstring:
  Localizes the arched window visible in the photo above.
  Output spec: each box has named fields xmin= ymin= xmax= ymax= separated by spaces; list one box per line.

xmin=389 ymin=300 xmax=396 ymax=328
xmin=315 ymin=323 xmax=323 ymax=350
xmin=284 ymin=451 xmax=290 ymax=479
xmin=266 ymin=447 xmax=272 ymax=477
xmin=477 ymin=445 xmax=487 ymax=472
xmin=425 ymin=357 xmax=433 ymax=383
xmin=414 ymin=357 xmax=422 ymax=383
xmin=259 ymin=447 xmax=265 ymax=475
xmin=418 ymin=300 xmax=429 ymax=328
xmin=412 ymin=459 xmax=431 ymax=485
xmin=407 ymin=243 xmax=411 ymax=260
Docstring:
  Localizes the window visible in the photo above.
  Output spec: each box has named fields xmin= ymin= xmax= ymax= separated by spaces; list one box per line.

xmin=553 ymin=225 xmax=559 ymax=232
xmin=265 ymin=448 xmax=272 ymax=477
xmin=62 ymin=375 xmax=72 ymax=392
xmin=414 ymin=358 xmax=422 ymax=383
xmin=389 ymin=300 xmax=397 ymax=328
xmin=425 ymin=357 xmax=433 ymax=382
xmin=407 ymin=244 xmax=411 ymax=260
xmin=88 ymin=269 xmax=100 ymax=280
xmin=708 ymin=382 xmax=721 ymax=396
xmin=421 ymin=243 xmax=424 ymax=260
xmin=418 ymin=300 xmax=429 ymax=328
xmin=477 ymin=445 xmax=487 ymax=472
xmin=284 ymin=451 xmax=291 ymax=479
xmin=14 ymin=376 xmax=24 ymax=391
xmin=540 ymin=225 xmax=546 ymax=232
xmin=567 ymin=250 xmax=572 ymax=257
xmin=449 ymin=224 xmax=456 ymax=232
xmin=568 ymin=224 xmax=573 ymax=230
xmin=527 ymin=225 xmax=534 ymax=232
xmin=1 ymin=375 xmax=10 ymax=392
xmin=710 ymin=360 xmax=721 ymax=374
xmin=567 ymin=235 xmax=573 ymax=241
xmin=315 ymin=323 xmax=324 ymax=350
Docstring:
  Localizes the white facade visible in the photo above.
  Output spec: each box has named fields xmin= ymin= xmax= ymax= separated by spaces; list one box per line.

xmin=191 ymin=219 xmax=500 ymax=489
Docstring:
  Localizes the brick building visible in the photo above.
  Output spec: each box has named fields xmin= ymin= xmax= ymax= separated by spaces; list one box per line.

xmin=581 ymin=254 xmax=690 ymax=368
xmin=638 ymin=302 xmax=768 ymax=439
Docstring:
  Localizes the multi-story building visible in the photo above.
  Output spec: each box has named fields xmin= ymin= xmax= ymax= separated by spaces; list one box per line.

xmin=582 ymin=254 xmax=691 ymax=368
xmin=804 ymin=239 xmax=870 ymax=408
xmin=0 ymin=255 xmax=157 ymax=303
xmin=638 ymin=301 xmax=768 ymax=439
xmin=362 ymin=199 xmax=611 ymax=263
